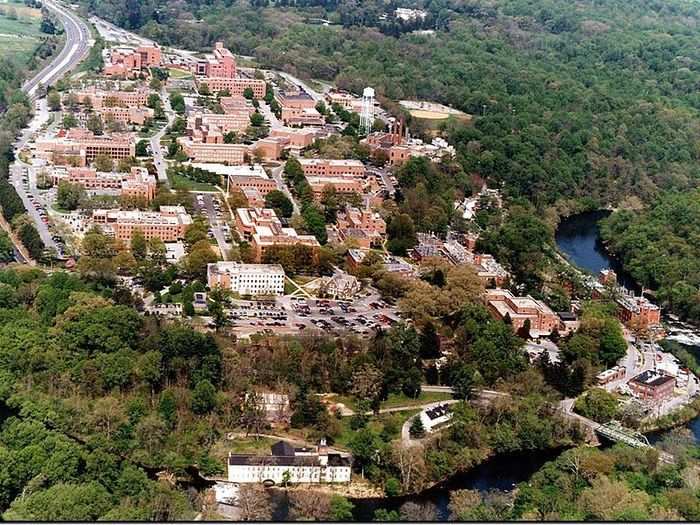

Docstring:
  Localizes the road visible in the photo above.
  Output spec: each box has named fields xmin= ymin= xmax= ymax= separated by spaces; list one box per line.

xmin=277 ymin=71 xmax=327 ymax=102
xmin=6 ymin=0 xmax=91 ymax=257
xmin=367 ymin=166 xmax=395 ymax=195
xmin=269 ymin=164 xmax=300 ymax=215
xmin=151 ymin=90 xmax=176 ymax=184
xmin=23 ymin=0 xmax=91 ymax=99
xmin=196 ymin=193 xmax=230 ymax=260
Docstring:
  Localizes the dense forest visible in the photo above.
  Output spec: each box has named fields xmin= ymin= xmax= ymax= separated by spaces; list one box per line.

xmin=600 ymin=191 xmax=700 ymax=323
xmin=81 ymin=0 xmax=700 ymax=209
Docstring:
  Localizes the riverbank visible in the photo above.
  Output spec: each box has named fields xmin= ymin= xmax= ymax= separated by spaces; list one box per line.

xmin=641 ymin=398 xmax=700 ymax=434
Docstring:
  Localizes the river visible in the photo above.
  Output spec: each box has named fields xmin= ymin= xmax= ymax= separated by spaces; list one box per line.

xmin=555 ymin=210 xmax=700 ymax=445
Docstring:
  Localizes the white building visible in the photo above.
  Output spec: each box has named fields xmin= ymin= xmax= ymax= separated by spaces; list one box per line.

xmin=419 ymin=403 xmax=453 ymax=433
xmin=207 ymin=262 xmax=285 ymax=296
xmin=227 ymin=440 xmax=351 ymax=485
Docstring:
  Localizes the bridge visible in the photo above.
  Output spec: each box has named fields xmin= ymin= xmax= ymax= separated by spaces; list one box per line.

xmin=595 ymin=421 xmax=651 ymax=448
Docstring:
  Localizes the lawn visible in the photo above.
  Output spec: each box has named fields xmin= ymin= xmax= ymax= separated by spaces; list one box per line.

xmin=0 ymin=4 xmax=43 ymax=62
xmin=209 ymin=435 xmax=276 ymax=465
xmin=330 ymin=390 xmax=453 ymax=413
xmin=332 ymin=409 xmax=419 ymax=449
xmin=167 ymin=170 xmax=217 ymax=192
xmin=167 ymin=67 xmax=192 ymax=79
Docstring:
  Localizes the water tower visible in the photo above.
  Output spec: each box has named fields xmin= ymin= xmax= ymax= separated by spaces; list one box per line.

xmin=360 ymin=87 xmax=375 ymax=135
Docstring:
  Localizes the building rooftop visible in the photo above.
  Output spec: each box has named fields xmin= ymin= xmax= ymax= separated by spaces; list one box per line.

xmin=630 ymin=370 xmax=675 ymax=388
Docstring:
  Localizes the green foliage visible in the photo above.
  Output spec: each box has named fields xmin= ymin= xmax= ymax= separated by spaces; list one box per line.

xmin=329 ymin=495 xmax=354 ymax=520
xmin=264 ymin=189 xmax=293 ymax=218
xmin=574 ymin=388 xmax=619 ymax=423
xmin=601 ymin=191 xmax=700 ymax=323
xmin=409 ymin=416 xmax=425 ymax=439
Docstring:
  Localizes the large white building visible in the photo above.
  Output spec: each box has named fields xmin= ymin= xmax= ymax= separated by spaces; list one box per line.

xmin=227 ymin=440 xmax=351 ymax=485
xmin=207 ymin=262 xmax=285 ymax=296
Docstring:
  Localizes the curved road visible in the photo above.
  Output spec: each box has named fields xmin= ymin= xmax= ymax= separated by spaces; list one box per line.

xmin=6 ymin=0 xmax=92 ymax=260
xmin=23 ymin=0 xmax=91 ymax=99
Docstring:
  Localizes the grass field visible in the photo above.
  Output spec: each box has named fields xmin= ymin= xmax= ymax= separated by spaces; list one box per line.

xmin=408 ymin=109 xmax=451 ymax=120
xmin=0 ymin=2 xmax=43 ymax=62
xmin=330 ymin=390 xmax=453 ymax=412
xmin=167 ymin=67 xmax=193 ymax=79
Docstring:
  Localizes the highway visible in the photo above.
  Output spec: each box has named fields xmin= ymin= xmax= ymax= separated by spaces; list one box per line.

xmin=23 ymin=0 xmax=91 ymax=99
xmin=2 ymin=0 xmax=92 ymax=260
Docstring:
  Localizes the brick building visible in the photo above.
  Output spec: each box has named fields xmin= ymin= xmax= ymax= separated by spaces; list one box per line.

xmin=177 ymin=137 xmax=247 ymax=164
xmin=298 ymin=158 xmax=366 ymax=178
xmin=234 ymin=207 xmax=320 ymax=262
xmin=629 ymin=370 xmax=675 ymax=402
xmin=36 ymin=129 xmax=136 ymax=166
xmin=485 ymin=288 xmax=558 ymax=337
xmin=53 ymin=166 xmax=156 ymax=202
xmin=91 ymin=205 xmax=192 ymax=244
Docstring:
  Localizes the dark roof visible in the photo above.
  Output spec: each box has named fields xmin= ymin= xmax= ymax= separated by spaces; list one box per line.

xmin=270 ymin=441 xmax=295 ymax=457
xmin=327 ymin=454 xmax=351 ymax=467
xmin=228 ymin=455 xmax=321 ymax=467
xmin=425 ymin=403 xmax=451 ymax=421
xmin=630 ymin=370 xmax=675 ymax=388
xmin=557 ymin=311 xmax=577 ymax=321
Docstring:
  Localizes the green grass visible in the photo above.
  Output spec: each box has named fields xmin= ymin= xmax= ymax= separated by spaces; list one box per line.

xmin=330 ymin=391 xmax=453 ymax=412
xmin=167 ymin=170 xmax=217 ymax=192
xmin=209 ymin=436 xmax=276 ymax=465
xmin=333 ymin=410 xmax=418 ymax=449
xmin=0 ymin=5 xmax=43 ymax=62
xmin=167 ymin=67 xmax=193 ymax=79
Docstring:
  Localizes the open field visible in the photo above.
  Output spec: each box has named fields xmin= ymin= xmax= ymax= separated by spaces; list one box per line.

xmin=408 ymin=109 xmax=451 ymax=120
xmin=167 ymin=67 xmax=192 ymax=79
xmin=0 ymin=3 xmax=43 ymax=61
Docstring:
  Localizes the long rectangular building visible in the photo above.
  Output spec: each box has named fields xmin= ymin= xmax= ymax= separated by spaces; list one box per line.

xmin=177 ymin=137 xmax=247 ymax=164
xmin=299 ymin=158 xmax=366 ymax=178
xmin=91 ymin=205 xmax=192 ymax=244
xmin=208 ymin=262 xmax=285 ymax=296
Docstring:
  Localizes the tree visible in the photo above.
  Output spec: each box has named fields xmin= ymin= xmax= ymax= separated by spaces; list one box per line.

xmin=289 ymin=491 xmax=332 ymax=521
xmin=94 ymin=154 xmax=113 ymax=172
xmin=131 ymin=229 xmax=147 ymax=260
xmin=409 ymin=416 xmax=426 ymax=439
xmin=387 ymin=213 xmax=417 ymax=255
xmin=264 ymin=189 xmax=293 ymax=218
xmin=329 ymin=495 xmax=354 ymax=521
xmin=47 ymin=90 xmax=61 ymax=111
xmin=237 ymin=485 xmax=272 ymax=521
xmin=399 ymin=501 xmax=438 ymax=521
xmin=136 ymin=140 xmax=149 ymax=157
xmin=191 ymin=380 xmax=217 ymax=414
xmin=449 ymin=363 xmax=477 ymax=400
xmin=302 ymin=204 xmax=327 ymax=244
xmin=243 ymin=87 xmax=254 ymax=100
xmin=3 ymin=482 xmax=113 ymax=521
xmin=86 ymin=113 xmax=104 ymax=135
xmin=351 ymin=363 xmax=383 ymax=410
xmin=56 ymin=181 xmax=85 ymax=211
xmin=574 ymin=388 xmax=619 ymax=423
xmin=62 ymin=112 xmax=78 ymax=129
xmin=249 ymin=111 xmax=265 ymax=127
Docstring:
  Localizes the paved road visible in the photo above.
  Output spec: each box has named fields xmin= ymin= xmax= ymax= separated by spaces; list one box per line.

xmin=368 ymin=166 xmax=395 ymax=195
xmin=8 ymin=0 xmax=91 ymax=257
xmin=269 ymin=164 xmax=300 ymax=215
xmin=151 ymin=90 xmax=176 ymax=184
xmin=277 ymin=71 xmax=327 ymax=102
xmin=23 ymin=0 xmax=91 ymax=99
xmin=196 ymin=193 xmax=230 ymax=260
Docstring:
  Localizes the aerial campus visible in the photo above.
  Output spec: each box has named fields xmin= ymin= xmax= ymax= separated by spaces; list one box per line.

xmin=0 ymin=0 xmax=700 ymax=522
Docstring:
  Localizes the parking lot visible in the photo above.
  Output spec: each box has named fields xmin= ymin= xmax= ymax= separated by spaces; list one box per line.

xmin=219 ymin=290 xmax=401 ymax=338
xmin=194 ymin=192 xmax=232 ymax=259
